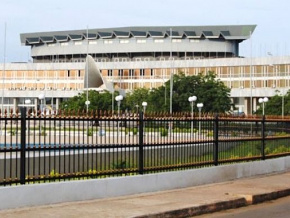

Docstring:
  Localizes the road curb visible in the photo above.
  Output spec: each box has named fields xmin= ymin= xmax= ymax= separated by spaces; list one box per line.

xmin=251 ymin=188 xmax=290 ymax=204
xmin=135 ymin=188 xmax=290 ymax=218
xmin=135 ymin=198 xmax=247 ymax=218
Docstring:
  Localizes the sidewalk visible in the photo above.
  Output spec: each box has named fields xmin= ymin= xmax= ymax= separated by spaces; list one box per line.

xmin=1 ymin=171 xmax=290 ymax=218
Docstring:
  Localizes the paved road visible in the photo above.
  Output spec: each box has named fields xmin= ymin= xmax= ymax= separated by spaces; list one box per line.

xmin=198 ymin=195 xmax=290 ymax=218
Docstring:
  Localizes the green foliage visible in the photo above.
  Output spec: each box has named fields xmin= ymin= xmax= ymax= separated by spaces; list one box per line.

xmin=60 ymin=90 xmax=119 ymax=112
xmin=112 ymin=160 xmax=131 ymax=170
xmin=160 ymin=128 xmax=168 ymax=137
xmin=60 ymin=71 xmax=233 ymax=113
xmin=255 ymin=90 xmax=290 ymax=115
xmin=87 ymin=129 xmax=93 ymax=136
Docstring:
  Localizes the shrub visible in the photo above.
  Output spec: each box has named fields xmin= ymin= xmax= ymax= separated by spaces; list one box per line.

xmin=160 ymin=128 xmax=168 ymax=137
xmin=133 ymin=127 xmax=138 ymax=135
xmin=87 ymin=129 xmax=93 ymax=136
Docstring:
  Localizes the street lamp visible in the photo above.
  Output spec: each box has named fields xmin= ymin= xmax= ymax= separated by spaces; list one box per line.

xmin=115 ymin=95 xmax=123 ymax=137
xmin=197 ymin=103 xmax=204 ymax=135
xmin=85 ymin=100 xmax=90 ymax=112
xmin=188 ymin=96 xmax=197 ymax=136
xmin=115 ymin=95 xmax=123 ymax=117
xmin=142 ymin=101 xmax=147 ymax=115
xmin=38 ymin=93 xmax=45 ymax=114
xmin=142 ymin=101 xmax=147 ymax=135
xmin=258 ymin=97 xmax=268 ymax=116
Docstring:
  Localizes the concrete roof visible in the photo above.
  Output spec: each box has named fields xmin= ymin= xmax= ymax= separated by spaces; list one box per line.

xmin=20 ymin=25 xmax=256 ymax=45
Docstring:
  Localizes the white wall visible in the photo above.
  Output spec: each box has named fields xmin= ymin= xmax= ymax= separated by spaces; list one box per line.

xmin=0 ymin=156 xmax=290 ymax=210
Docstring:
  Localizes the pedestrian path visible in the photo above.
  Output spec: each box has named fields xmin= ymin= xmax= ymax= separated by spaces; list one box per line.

xmin=1 ymin=171 xmax=290 ymax=218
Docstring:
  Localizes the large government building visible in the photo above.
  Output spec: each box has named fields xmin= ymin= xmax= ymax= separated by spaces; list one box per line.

xmin=0 ymin=24 xmax=289 ymax=114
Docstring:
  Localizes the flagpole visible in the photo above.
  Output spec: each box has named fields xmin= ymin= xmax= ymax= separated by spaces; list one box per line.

xmin=2 ymin=23 xmax=7 ymax=115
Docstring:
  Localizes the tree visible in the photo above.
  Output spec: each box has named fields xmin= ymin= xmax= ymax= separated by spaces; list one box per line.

xmin=61 ymin=71 xmax=233 ymax=114
xmin=255 ymin=91 xmax=290 ymax=116
xmin=124 ymin=88 xmax=150 ymax=113
xmin=159 ymin=71 xmax=233 ymax=113
xmin=60 ymin=90 xmax=116 ymax=112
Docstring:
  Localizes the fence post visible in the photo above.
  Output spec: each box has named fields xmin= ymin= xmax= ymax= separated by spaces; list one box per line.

xmin=138 ymin=112 xmax=144 ymax=174
xmin=213 ymin=113 xmax=219 ymax=166
xmin=20 ymin=107 xmax=26 ymax=185
xmin=261 ymin=115 xmax=266 ymax=160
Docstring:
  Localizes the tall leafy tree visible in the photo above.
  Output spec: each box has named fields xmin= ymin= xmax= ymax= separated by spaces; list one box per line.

xmin=255 ymin=91 xmax=290 ymax=116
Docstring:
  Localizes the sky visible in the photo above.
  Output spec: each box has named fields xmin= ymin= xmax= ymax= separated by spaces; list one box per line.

xmin=0 ymin=0 xmax=289 ymax=63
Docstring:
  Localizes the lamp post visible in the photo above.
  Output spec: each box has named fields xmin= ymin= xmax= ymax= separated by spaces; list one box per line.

xmin=282 ymin=93 xmax=284 ymax=119
xmin=142 ymin=101 xmax=147 ymax=135
xmin=142 ymin=101 xmax=147 ymax=115
xmin=38 ymin=93 xmax=45 ymax=114
xmin=115 ymin=95 xmax=123 ymax=137
xmin=85 ymin=100 xmax=90 ymax=112
xmin=188 ymin=96 xmax=197 ymax=136
xmin=258 ymin=97 xmax=268 ymax=116
xmin=197 ymin=103 xmax=204 ymax=135
xmin=25 ymin=99 xmax=31 ymax=133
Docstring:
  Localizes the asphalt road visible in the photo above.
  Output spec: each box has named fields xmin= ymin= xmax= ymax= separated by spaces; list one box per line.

xmin=198 ymin=195 xmax=290 ymax=218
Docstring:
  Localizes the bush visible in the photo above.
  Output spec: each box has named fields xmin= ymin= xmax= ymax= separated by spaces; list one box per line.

xmin=160 ymin=128 xmax=168 ymax=137
xmin=87 ymin=129 xmax=93 ymax=136
xmin=133 ymin=128 xmax=138 ymax=135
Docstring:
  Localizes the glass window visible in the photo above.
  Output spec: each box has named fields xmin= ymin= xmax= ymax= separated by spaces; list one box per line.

xmin=89 ymin=41 xmax=97 ymax=45
xmin=104 ymin=40 xmax=113 ymax=44
xmin=60 ymin=42 xmax=68 ymax=46
xmin=172 ymin=39 xmax=182 ymax=43
xmin=74 ymin=41 xmax=82 ymax=45
xmin=120 ymin=40 xmax=129 ymax=44
xmin=154 ymin=39 xmax=164 ymax=43
xmin=137 ymin=39 xmax=146 ymax=44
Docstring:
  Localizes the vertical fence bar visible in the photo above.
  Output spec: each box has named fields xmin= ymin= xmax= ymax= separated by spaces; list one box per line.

xmin=261 ymin=115 xmax=266 ymax=160
xmin=138 ymin=112 xmax=144 ymax=174
xmin=20 ymin=107 xmax=26 ymax=185
xmin=213 ymin=114 xmax=219 ymax=166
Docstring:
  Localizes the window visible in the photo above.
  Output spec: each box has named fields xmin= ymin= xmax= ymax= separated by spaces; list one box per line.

xmin=67 ymin=70 xmax=70 ymax=77
xmin=104 ymin=40 xmax=113 ymax=44
xmin=129 ymin=69 xmax=134 ymax=76
xmin=150 ymin=69 xmax=154 ymax=76
xmin=107 ymin=69 xmax=113 ymax=76
xmin=74 ymin=41 xmax=82 ymax=45
xmin=190 ymin=39 xmax=200 ymax=43
xmin=137 ymin=39 xmax=146 ymax=44
xmin=172 ymin=39 xmax=182 ymax=43
xmin=154 ymin=39 xmax=164 ymax=43
xmin=78 ymin=70 xmax=81 ymax=77
xmin=140 ymin=69 xmax=145 ymax=76
xmin=89 ymin=41 xmax=97 ymax=45
xmin=118 ymin=69 xmax=123 ymax=76
xmin=48 ymin=43 xmax=55 ymax=47
xmin=60 ymin=42 xmax=68 ymax=46
xmin=120 ymin=39 xmax=129 ymax=44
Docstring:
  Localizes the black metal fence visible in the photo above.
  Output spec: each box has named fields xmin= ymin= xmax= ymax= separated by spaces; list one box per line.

xmin=1 ymin=108 xmax=290 ymax=186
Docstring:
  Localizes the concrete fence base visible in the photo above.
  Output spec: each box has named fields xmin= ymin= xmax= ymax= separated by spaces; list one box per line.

xmin=1 ymin=156 xmax=290 ymax=210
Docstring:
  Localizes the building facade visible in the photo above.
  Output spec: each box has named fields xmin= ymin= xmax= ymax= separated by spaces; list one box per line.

xmin=0 ymin=25 xmax=288 ymax=114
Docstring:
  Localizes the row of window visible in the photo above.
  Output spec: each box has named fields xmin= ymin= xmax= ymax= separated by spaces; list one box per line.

xmin=48 ymin=39 xmax=200 ymax=47
xmin=107 ymin=69 xmax=153 ymax=76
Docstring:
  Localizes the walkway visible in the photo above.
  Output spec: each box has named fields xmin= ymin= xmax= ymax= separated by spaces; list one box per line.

xmin=0 ymin=171 xmax=290 ymax=218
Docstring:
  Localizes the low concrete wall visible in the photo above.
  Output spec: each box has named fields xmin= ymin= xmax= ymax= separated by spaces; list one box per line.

xmin=1 ymin=156 xmax=290 ymax=210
